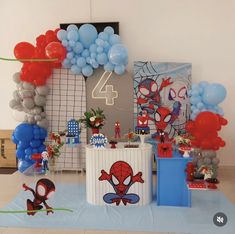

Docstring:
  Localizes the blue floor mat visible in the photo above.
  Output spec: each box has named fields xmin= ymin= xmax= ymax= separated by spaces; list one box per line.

xmin=0 ymin=183 xmax=234 ymax=234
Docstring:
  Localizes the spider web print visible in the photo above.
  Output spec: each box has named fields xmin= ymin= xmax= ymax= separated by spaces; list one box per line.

xmin=133 ymin=62 xmax=192 ymax=138
xmin=45 ymin=68 xmax=87 ymax=171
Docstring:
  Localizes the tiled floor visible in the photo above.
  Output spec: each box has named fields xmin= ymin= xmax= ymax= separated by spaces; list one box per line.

xmin=0 ymin=166 xmax=234 ymax=234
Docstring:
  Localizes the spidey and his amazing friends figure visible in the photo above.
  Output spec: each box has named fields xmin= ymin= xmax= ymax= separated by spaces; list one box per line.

xmin=99 ymin=161 xmax=144 ymax=206
xmin=23 ymin=178 xmax=55 ymax=215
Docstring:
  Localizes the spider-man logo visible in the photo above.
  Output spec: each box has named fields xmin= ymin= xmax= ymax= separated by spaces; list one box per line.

xmin=99 ymin=161 xmax=144 ymax=206
xmin=137 ymin=77 xmax=173 ymax=113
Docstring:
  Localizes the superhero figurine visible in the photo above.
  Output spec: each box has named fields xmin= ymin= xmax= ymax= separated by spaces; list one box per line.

xmin=99 ymin=161 xmax=144 ymax=206
xmin=22 ymin=178 xmax=55 ymax=215
xmin=137 ymin=77 xmax=173 ymax=113
xmin=114 ymin=121 xmax=121 ymax=138
xmin=185 ymin=162 xmax=195 ymax=182
xmin=41 ymin=151 xmax=49 ymax=172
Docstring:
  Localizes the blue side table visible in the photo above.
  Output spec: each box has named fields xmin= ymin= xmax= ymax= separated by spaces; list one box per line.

xmin=147 ymin=139 xmax=192 ymax=207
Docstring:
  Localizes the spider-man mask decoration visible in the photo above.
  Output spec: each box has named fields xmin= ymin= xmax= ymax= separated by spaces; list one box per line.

xmin=99 ymin=161 xmax=144 ymax=205
xmin=155 ymin=107 xmax=172 ymax=131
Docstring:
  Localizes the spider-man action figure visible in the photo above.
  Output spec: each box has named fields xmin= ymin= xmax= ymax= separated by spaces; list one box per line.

xmin=114 ymin=121 xmax=121 ymax=138
xmin=22 ymin=178 xmax=55 ymax=215
xmin=99 ymin=161 xmax=144 ymax=206
xmin=137 ymin=77 xmax=173 ymax=113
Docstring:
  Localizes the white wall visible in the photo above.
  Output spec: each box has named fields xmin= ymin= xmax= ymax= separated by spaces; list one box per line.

xmin=0 ymin=0 xmax=234 ymax=165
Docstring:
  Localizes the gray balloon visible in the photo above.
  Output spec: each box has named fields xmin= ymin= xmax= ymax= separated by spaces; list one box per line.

xmin=37 ymin=119 xmax=49 ymax=129
xmin=9 ymin=99 xmax=19 ymax=109
xmin=197 ymin=159 xmax=204 ymax=167
xmin=34 ymin=95 xmax=46 ymax=106
xmin=34 ymin=115 xmax=42 ymax=121
xmin=13 ymin=90 xmax=21 ymax=102
xmin=203 ymin=157 xmax=211 ymax=165
xmin=23 ymin=98 xmax=35 ymax=109
xmin=13 ymin=72 xmax=21 ymax=83
xmin=22 ymin=82 xmax=35 ymax=91
xmin=27 ymin=115 xmax=36 ymax=124
xmin=20 ymin=90 xmax=34 ymax=98
xmin=36 ymin=86 xmax=50 ymax=96
xmin=212 ymin=158 xmax=220 ymax=165
xmin=40 ymin=112 xmax=46 ymax=118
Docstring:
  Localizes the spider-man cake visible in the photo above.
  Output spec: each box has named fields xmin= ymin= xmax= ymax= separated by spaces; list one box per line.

xmin=135 ymin=110 xmax=150 ymax=135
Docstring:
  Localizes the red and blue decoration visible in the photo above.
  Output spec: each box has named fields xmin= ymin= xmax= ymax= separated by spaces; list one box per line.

xmin=135 ymin=110 xmax=150 ymax=135
xmin=90 ymin=133 xmax=108 ymax=148
xmin=66 ymin=119 xmax=81 ymax=146
xmin=99 ymin=161 xmax=144 ymax=206
xmin=23 ymin=178 xmax=55 ymax=216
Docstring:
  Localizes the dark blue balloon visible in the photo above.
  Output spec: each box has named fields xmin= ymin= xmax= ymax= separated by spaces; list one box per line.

xmin=16 ymin=148 xmax=25 ymax=159
xmin=39 ymin=128 xmax=48 ymax=139
xmin=38 ymin=145 xmax=46 ymax=153
xmin=14 ymin=123 xmax=34 ymax=142
xmin=30 ymin=140 xmax=41 ymax=148
xmin=11 ymin=134 xmax=19 ymax=144
xmin=18 ymin=160 xmax=33 ymax=173
xmin=18 ymin=141 xmax=30 ymax=149
xmin=25 ymin=147 xmax=33 ymax=156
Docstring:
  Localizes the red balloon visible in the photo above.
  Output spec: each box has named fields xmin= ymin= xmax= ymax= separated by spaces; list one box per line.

xmin=185 ymin=121 xmax=195 ymax=133
xmin=220 ymin=140 xmax=226 ymax=147
xmin=14 ymin=42 xmax=35 ymax=60
xmin=36 ymin=35 xmax=46 ymax=48
xmin=45 ymin=42 xmax=66 ymax=62
xmin=195 ymin=111 xmax=219 ymax=132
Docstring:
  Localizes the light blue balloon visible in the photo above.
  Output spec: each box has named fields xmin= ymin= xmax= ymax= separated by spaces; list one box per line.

xmin=78 ymin=24 xmax=98 ymax=48
xmin=97 ymin=46 xmax=103 ymax=53
xmin=67 ymin=24 xmax=78 ymax=32
xmin=98 ymin=32 xmax=109 ymax=41
xmin=90 ymin=59 xmax=99 ymax=69
xmin=62 ymin=58 xmax=71 ymax=68
xmin=108 ymin=44 xmax=128 ymax=65
xmin=89 ymin=44 xmax=97 ymax=53
xmin=114 ymin=64 xmax=125 ymax=75
xmin=91 ymin=52 xmax=97 ymax=59
xmin=71 ymin=65 xmax=82 ymax=74
xmin=70 ymin=57 xmax=77 ymax=65
xmin=73 ymin=42 xmax=83 ymax=54
xmin=97 ymin=53 xmax=108 ymax=65
xmin=188 ymin=90 xmax=192 ymax=96
xmin=62 ymin=39 xmax=68 ymax=47
xmin=104 ymin=62 xmax=114 ymax=72
xmin=190 ymin=96 xmax=201 ymax=105
xmin=67 ymin=30 xmax=79 ymax=41
xmin=191 ymin=89 xmax=200 ymax=96
xmin=198 ymin=87 xmax=204 ymax=95
xmin=77 ymin=57 xmax=86 ymax=67
xmin=66 ymin=46 xmax=72 ymax=52
xmin=104 ymin=26 xmax=114 ymax=35
xmin=68 ymin=40 xmax=76 ymax=47
xmin=86 ymin=57 xmax=91 ymax=64
xmin=109 ymin=34 xmax=121 ymax=45
xmin=82 ymin=65 xmax=93 ymax=77
xmin=202 ymin=83 xmax=227 ymax=105
xmin=82 ymin=49 xmax=90 ymax=58
xmin=191 ymin=113 xmax=196 ymax=120
xmin=192 ymin=84 xmax=199 ymax=90
xmin=66 ymin=52 xmax=74 ymax=59
xmin=96 ymin=38 xmax=105 ymax=47
xmin=197 ymin=102 xmax=205 ymax=110
xmin=191 ymin=105 xmax=196 ymax=111
xmin=57 ymin=29 xmax=67 ymax=41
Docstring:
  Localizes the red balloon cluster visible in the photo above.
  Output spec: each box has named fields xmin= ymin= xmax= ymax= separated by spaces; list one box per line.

xmin=14 ymin=29 xmax=66 ymax=86
xmin=186 ymin=111 xmax=228 ymax=151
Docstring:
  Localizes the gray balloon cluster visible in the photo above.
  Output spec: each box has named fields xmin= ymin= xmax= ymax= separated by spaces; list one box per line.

xmin=190 ymin=149 xmax=220 ymax=178
xmin=9 ymin=72 xmax=50 ymax=129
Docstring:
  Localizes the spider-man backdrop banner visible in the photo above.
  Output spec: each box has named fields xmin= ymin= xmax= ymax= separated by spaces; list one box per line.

xmin=133 ymin=62 xmax=192 ymax=138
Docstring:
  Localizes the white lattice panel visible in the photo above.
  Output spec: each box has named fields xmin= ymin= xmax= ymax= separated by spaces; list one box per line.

xmin=45 ymin=68 xmax=87 ymax=171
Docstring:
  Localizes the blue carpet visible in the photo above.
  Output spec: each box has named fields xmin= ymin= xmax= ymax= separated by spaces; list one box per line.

xmin=0 ymin=183 xmax=235 ymax=234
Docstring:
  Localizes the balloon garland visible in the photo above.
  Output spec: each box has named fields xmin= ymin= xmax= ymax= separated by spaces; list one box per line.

xmin=7 ymin=24 xmax=128 ymax=173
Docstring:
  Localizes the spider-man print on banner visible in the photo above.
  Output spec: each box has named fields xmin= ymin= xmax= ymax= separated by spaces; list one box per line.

xmin=99 ymin=161 xmax=144 ymax=206
xmin=133 ymin=62 xmax=191 ymax=139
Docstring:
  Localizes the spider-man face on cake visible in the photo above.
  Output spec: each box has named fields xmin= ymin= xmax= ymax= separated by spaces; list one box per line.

xmin=99 ymin=161 xmax=144 ymax=206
